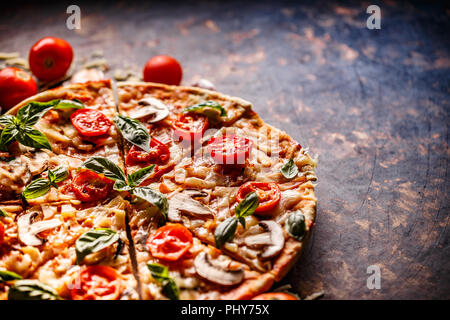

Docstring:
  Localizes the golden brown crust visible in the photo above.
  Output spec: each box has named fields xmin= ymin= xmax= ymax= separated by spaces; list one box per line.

xmin=223 ymin=110 xmax=317 ymax=282
xmin=6 ymin=80 xmax=112 ymax=116
xmin=271 ymin=184 xmax=317 ymax=281
xmin=117 ymin=81 xmax=253 ymax=126
xmin=117 ymin=81 xmax=252 ymax=108
xmin=270 ymin=237 xmax=305 ymax=282
xmin=221 ymin=273 xmax=275 ymax=300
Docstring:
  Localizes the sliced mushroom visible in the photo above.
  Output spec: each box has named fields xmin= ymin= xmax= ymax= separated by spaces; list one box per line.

xmin=17 ymin=212 xmax=62 ymax=246
xmin=258 ymin=221 xmax=285 ymax=260
xmin=21 ymin=151 xmax=49 ymax=176
xmin=0 ymin=152 xmax=49 ymax=194
xmin=167 ymin=192 xmax=214 ymax=222
xmin=194 ymin=251 xmax=244 ymax=286
xmin=244 ymin=232 xmax=273 ymax=247
xmin=242 ymin=221 xmax=285 ymax=260
xmin=0 ymin=160 xmax=32 ymax=192
xmin=129 ymin=97 xmax=169 ymax=122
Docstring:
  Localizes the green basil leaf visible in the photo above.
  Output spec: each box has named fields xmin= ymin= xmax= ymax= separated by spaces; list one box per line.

xmin=0 ymin=270 xmax=22 ymax=282
xmin=49 ymin=167 xmax=69 ymax=184
xmin=75 ymin=228 xmax=119 ymax=264
xmin=0 ymin=124 xmax=19 ymax=151
xmin=0 ymin=208 xmax=9 ymax=217
xmin=16 ymin=100 xmax=61 ymax=126
xmin=184 ymin=101 xmax=226 ymax=116
xmin=147 ymin=263 xmax=170 ymax=282
xmin=214 ymin=217 xmax=238 ymax=249
xmin=15 ymin=127 xmax=52 ymax=151
xmin=22 ymin=178 xmax=51 ymax=200
xmin=114 ymin=115 xmax=151 ymax=152
xmin=235 ymin=192 xmax=259 ymax=218
xmin=285 ymin=210 xmax=306 ymax=241
xmin=113 ymin=179 xmax=132 ymax=192
xmin=47 ymin=168 xmax=56 ymax=182
xmin=147 ymin=263 xmax=179 ymax=300
xmin=280 ymin=158 xmax=298 ymax=179
xmin=8 ymin=280 xmax=61 ymax=300
xmin=81 ymin=156 xmax=127 ymax=182
xmin=53 ymin=99 xmax=84 ymax=110
xmin=237 ymin=216 xmax=246 ymax=229
xmin=22 ymin=167 xmax=68 ymax=199
xmin=184 ymin=101 xmax=227 ymax=123
xmin=161 ymin=278 xmax=179 ymax=300
xmin=131 ymin=187 xmax=168 ymax=219
xmin=127 ymin=164 xmax=155 ymax=188
xmin=0 ymin=114 xmax=16 ymax=128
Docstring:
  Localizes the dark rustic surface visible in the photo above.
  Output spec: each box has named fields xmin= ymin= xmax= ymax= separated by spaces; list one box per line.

xmin=1 ymin=0 xmax=449 ymax=299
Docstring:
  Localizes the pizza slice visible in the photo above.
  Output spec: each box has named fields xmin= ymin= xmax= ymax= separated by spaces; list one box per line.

xmin=0 ymin=200 xmax=86 ymax=299
xmin=4 ymin=80 xmax=122 ymax=160
xmin=115 ymin=81 xmax=253 ymax=185
xmin=150 ymin=112 xmax=317 ymax=280
xmin=0 ymin=80 xmax=126 ymax=204
xmin=127 ymin=197 xmax=274 ymax=300
xmin=0 ymin=196 xmax=138 ymax=300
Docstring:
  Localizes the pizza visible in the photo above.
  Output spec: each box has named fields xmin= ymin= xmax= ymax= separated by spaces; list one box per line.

xmin=0 ymin=80 xmax=317 ymax=300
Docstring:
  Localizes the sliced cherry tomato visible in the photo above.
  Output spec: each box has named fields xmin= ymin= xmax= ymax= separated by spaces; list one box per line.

xmin=208 ymin=134 xmax=252 ymax=165
xmin=236 ymin=182 xmax=281 ymax=214
xmin=172 ymin=113 xmax=208 ymax=144
xmin=126 ymin=137 xmax=170 ymax=167
xmin=143 ymin=55 xmax=182 ymax=85
xmin=0 ymin=222 xmax=4 ymax=246
xmin=147 ymin=224 xmax=193 ymax=261
xmin=252 ymin=292 xmax=298 ymax=300
xmin=72 ymin=170 xmax=114 ymax=202
xmin=70 ymin=265 xmax=121 ymax=300
xmin=0 ymin=67 xmax=38 ymax=110
xmin=70 ymin=108 xmax=112 ymax=137
xmin=29 ymin=37 xmax=73 ymax=81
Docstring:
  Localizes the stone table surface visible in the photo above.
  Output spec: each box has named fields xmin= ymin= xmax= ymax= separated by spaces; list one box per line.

xmin=1 ymin=0 xmax=449 ymax=299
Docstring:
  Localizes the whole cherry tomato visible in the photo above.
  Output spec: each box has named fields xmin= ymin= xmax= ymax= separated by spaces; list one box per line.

xmin=72 ymin=170 xmax=114 ymax=202
xmin=70 ymin=266 xmax=121 ymax=300
xmin=0 ymin=67 xmax=37 ymax=110
xmin=143 ymin=55 xmax=182 ymax=85
xmin=236 ymin=182 xmax=281 ymax=214
xmin=29 ymin=37 xmax=73 ymax=81
xmin=147 ymin=224 xmax=193 ymax=261
xmin=70 ymin=108 xmax=112 ymax=137
xmin=208 ymin=134 xmax=252 ymax=165
xmin=252 ymin=292 xmax=298 ymax=300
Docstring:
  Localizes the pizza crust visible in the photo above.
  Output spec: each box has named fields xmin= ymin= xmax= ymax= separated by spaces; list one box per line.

xmin=221 ymin=272 xmax=275 ymax=300
xmin=6 ymin=80 xmax=113 ymax=116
